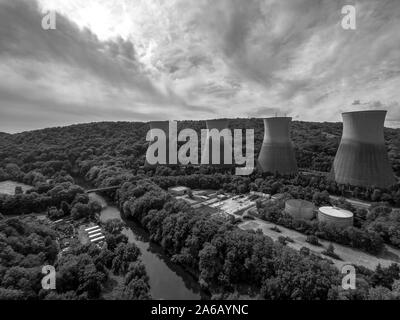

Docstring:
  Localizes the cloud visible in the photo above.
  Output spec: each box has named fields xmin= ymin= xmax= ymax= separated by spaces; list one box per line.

xmin=0 ymin=1 xmax=145 ymax=89
xmin=0 ymin=0 xmax=192 ymax=132
xmin=1 ymin=0 xmax=400 ymax=132
xmin=349 ymin=100 xmax=400 ymax=122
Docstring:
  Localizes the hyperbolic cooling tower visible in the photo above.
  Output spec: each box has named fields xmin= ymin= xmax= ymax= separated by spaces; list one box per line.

xmin=285 ymin=199 xmax=315 ymax=221
xmin=201 ymin=119 xmax=232 ymax=165
xmin=257 ymin=117 xmax=298 ymax=175
xmin=332 ymin=110 xmax=395 ymax=188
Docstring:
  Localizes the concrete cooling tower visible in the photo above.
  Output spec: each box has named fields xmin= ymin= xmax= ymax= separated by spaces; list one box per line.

xmin=332 ymin=110 xmax=395 ymax=188
xmin=201 ymin=119 xmax=232 ymax=165
xmin=284 ymin=199 xmax=315 ymax=221
xmin=257 ymin=117 xmax=298 ymax=175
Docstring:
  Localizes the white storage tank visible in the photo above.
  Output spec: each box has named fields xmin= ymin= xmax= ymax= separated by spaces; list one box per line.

xmin=318 ymin=206 xmax=353 ymax=228
xmin=284 ymin=199 xmax=315 ymax=220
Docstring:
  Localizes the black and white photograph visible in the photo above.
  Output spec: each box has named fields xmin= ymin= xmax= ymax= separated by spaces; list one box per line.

xmin=1 ymin=0 xmax=400 ymax=313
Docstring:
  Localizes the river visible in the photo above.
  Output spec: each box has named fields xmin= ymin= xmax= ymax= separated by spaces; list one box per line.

xmin=88 ymin=192 xmax=205 ymax=300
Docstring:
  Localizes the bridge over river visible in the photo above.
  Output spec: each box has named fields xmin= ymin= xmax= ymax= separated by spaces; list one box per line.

xmin=86 ymin=186 xmax=121 ymax=193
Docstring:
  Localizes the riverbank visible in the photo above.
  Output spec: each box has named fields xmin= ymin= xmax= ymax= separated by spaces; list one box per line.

xmin=87 ymin=191 xmax=207 ymax=300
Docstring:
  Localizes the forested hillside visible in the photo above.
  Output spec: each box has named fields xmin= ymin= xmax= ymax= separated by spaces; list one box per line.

xmin=0 ymin=119 xmax=399 ymax=176
xmin=1 ymin=119 xmax=400 ymax=300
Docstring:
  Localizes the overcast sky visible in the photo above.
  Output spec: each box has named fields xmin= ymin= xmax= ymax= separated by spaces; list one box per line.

xmin=1 ymin=0 xmax=400 ymax=133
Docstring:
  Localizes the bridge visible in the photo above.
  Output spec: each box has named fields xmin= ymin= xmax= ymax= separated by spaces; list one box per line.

xmin=86 ymin=186 xmax=121 ymax=193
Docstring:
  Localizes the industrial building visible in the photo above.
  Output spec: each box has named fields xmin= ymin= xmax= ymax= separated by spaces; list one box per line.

xmin=210 ymin=195 xmax=255 ymax=216
xmin=250 ymin=191 xmax=270 ymax=199
xmin=257 ymin=117 xmax=298 ymax=175
xmin=332 ymin=110 xmax=395 ymax=188
xmin=168 ymin=186 xmax=191 ymax=196
xmin=201 ymin=119 xmax=232 ymax=165
xmin=284 ymin=199 xmax=315 ymax=220
xmin=84 ymin=225 xmax=105 ymax=246
xmin=317 ymin=206 xmax=353 ymax=228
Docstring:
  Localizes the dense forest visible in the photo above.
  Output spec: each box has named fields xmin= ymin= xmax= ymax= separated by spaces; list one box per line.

xmin=0 ymin=216 xmax=150 ymax=300
xmin=1 ymin=119 xmax=400 ymax=300
xmin=0 ymin=119 xmax=399 ymax=175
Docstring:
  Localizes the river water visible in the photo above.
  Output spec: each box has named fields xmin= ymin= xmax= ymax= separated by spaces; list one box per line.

xmin=88 ymin=192 xmax=204 ymax=300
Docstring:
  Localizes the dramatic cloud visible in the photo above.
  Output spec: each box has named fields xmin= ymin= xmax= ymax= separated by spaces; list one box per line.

xmin=0 ymin=0 xmax=400 ymax=132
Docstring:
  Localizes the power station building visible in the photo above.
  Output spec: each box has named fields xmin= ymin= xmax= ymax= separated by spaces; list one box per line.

xmin=201 ymin=119 xmax=232 ymax=166
xmin=284 ymin=199 xmax=315 ymax=220
xmin=332 ymin=110 xmax=395 ymax=188
xmin=318 ymin=206 xmax=353 ymax=228
xmin=257 ymin=117 xmax=298 ymax=175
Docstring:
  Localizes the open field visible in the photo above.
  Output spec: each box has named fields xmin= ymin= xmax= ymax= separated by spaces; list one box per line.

xmin=0 ymin=180 xmax=33 ymax=195
xmin=240 ymin=218 xmax=400 ymax=270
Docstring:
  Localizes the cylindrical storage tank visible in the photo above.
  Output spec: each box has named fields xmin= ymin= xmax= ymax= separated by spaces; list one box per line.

xmin=201 ymin=119 xmax=232 ymax=166
xmin=284 ymin=199 xmax=315 ymax=220
xmin=318 ymin=206 xmax=353 ymax=228
xmin=145 ymin=121 xmax=175 ymax=166
xmin=257 ymin=117 xmax=298 ymax=175
xmin=332 ymin=110 xmax=395 ymax=188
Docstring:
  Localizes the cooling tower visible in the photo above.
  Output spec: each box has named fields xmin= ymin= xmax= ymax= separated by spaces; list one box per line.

xmin=201 ymin=119 xmax=232 ymax=165
xmin=332 ymin=110 xmax=395 ymax=188
xmin=285 ymin=199 xmax=315 ymax=220
xmin=257 ymin=117 xmax=298 ymax=175
xmin=145 ymin=121 xmax=173 ymax=166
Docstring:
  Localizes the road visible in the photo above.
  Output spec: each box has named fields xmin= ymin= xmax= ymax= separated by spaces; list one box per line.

xmin=239 ymin=218 xmax=400 ymax=271
xmin=329 ymin=195 xmax=372 ymax=210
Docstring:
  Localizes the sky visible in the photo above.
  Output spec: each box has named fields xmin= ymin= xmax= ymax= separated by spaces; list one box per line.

xmin=0 ymin=0 xmax=400 ymax=133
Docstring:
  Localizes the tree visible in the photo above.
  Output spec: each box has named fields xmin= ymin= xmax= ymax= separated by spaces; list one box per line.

xmin=370 ymin=264 xmax=400 ymax=289
xmin=278 ymin=236 xmax=287 ymax=245
xmin=326 ymin=243 xmax=335 ymax=255
xmin=104 ymin=219 xmax=125 ymax=235
xmin=111 ymin=243 xmax=141 ymax=275
xmin=0 ymin=288 xmax=25 ymax=300
xmin=261 ymin=249 xmax=339 ymax=300
xmin=394 ymin=190 xmax=400 ymax=207
xmin=47 ymin=207 xmax=64 ymax=220
xmin=368 ymin=286 xmax=396 ymax=300
xmin=15 ymin=186 xmax=23 ymax=195
xmin=306 ymin=235 xmax=320 ymax=246
xmin=122 ymin=278 xmax=151 ymax=300
xmin=60 ymin=201 xmax=71 ymax=216
xmin=300 ymin=247 xmax=310 ymax=256
xmin=5 ymin=164 xmax=23 ymax=180
xmin=71 ymin=203 xmax=88 ymax=220
xmin=198 ymin=243 xmax=220 ymax=288
xmin=271 ymin=182 xmax=282 ymax=195
xmin=371 ymin=189 xmax=382 ymax=202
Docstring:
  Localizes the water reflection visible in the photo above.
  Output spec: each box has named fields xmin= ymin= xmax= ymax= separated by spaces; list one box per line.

xmin=89 ymin=192 xmax=204 ymax=300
